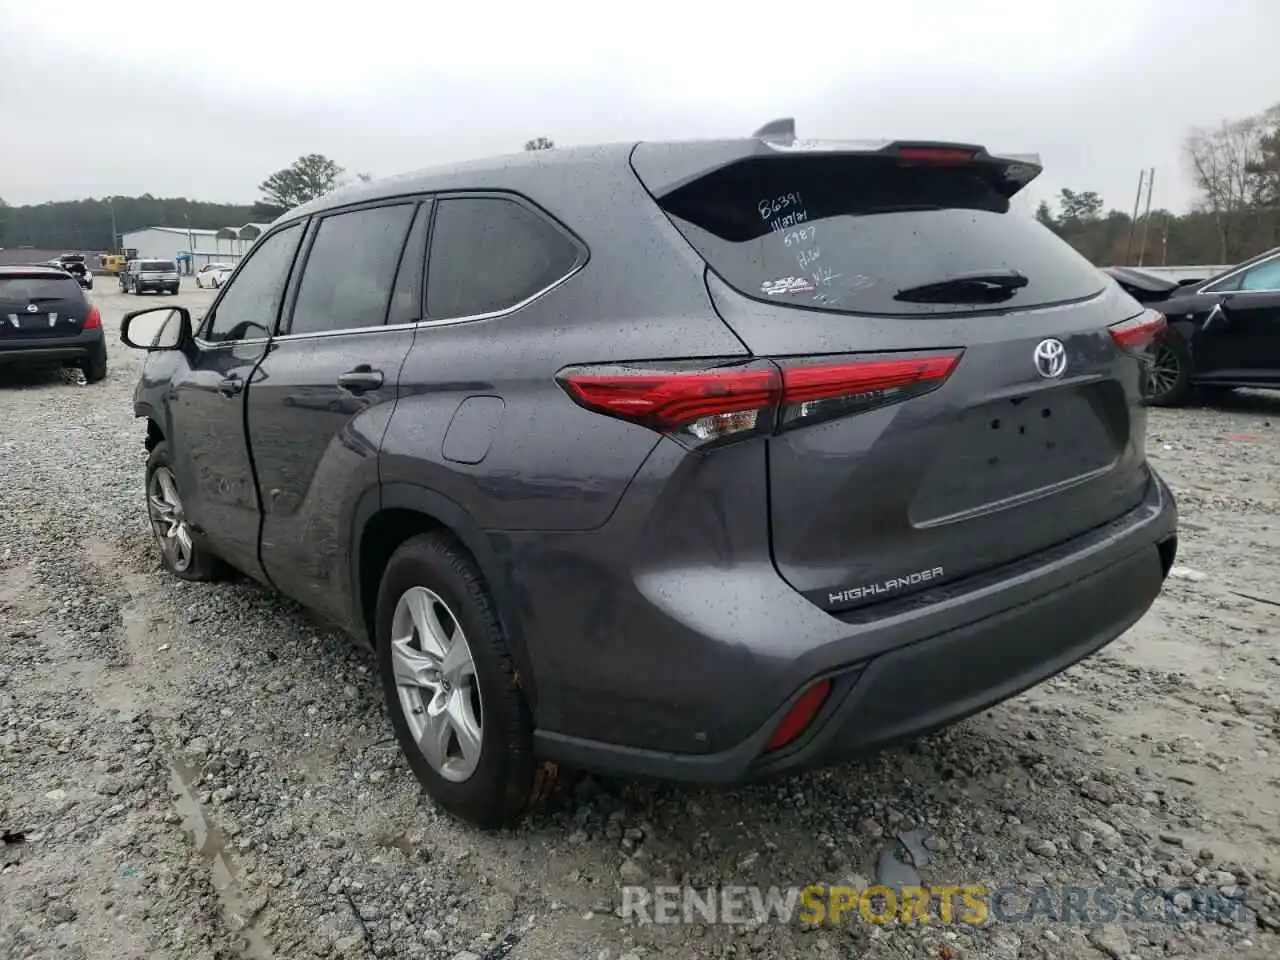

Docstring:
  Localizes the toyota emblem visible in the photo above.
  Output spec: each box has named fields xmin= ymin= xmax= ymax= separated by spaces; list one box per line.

xmin=1033 ymin=338 xmax=1067 ymax=379
xmin=25 ymin=303 xmax=38 ymax=313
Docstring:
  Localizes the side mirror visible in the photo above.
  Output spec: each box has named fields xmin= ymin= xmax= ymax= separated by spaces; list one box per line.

xmin=121 ymin=306 xmax=192 ymax=351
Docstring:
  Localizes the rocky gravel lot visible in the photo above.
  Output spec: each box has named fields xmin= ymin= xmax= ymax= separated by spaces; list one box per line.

xmin=1 ymin=284 xmax=1278 ymax=960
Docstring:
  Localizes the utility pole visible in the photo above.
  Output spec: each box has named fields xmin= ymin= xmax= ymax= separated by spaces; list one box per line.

xmin=1161 ymin=212 xmax=1170 ymax=266
xmin=185 ymin=209 xmax=195 ymax=277
xmin=109 ymin=197 xmax=118 ymax=253
xmin=1124 ymin=169 xmax=1146 ymax=266
xmin=1137 ymin=168 xmax=1155 ymax=267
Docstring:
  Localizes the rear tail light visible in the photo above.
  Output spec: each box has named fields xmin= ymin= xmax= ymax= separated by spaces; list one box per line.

xmin=766 ymin=679 xmax=832 ymax=751
xmin=557 ymin=360 xmax=781 ymax=447
xmin=557 ymin=351 xmax=963 ymax=448
xmin=778 ymin=353 xmax=960 ymax=429
xmin=1109 ymin=310 xmax=1165 ymax=354
xmin=83 ymin=305 xmax=102 ymax=330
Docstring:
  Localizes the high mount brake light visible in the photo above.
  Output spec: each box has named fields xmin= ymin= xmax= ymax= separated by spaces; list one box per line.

xmin=1109 ymin=310 xmax=1166 ymax=353
xmin=83 ymin=305 xmax=102 ymax=330
xmin=557 ymin=351 xmax=963 ymax=448
xmin=895 ymin=147 xmax=979 ymax=164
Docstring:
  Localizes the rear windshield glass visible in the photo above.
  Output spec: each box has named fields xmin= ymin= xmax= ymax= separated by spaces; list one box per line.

xmin=141 ymin=261 xmax=176 ymax=272
xmin=657 ymin=156 xmax=1104 ymax=316
xmin=0 ymin=275 xmax=83 ymax=301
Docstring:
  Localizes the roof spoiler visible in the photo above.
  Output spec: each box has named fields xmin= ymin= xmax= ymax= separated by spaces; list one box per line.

xmin=631 ymin=123 xmax=1042 ymax=197
xmin=751 ymin=117 xmax=1039 ymax=167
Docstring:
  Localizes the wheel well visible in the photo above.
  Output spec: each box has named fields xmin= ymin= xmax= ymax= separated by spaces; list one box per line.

xmin=145 ymin=419 xmax=164 ymax=452
xmin=358 ymin=508 xmax=448 ymax=641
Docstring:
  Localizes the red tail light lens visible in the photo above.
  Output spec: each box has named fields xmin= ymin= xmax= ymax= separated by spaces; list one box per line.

xmin=558 ymin=360 xmax=781 ymax=447
xmin=778 ymin=352 xmax=962 ymax=430
xmin=558 ymin=351 xmax=963 ymax=448
xmin=767 ymin=679 xmax=831 ymax=751
xmin=1109 ymin=310 xmax=1166 ymax=353
xmin=83 ymin=305 xmax=102 ymax=330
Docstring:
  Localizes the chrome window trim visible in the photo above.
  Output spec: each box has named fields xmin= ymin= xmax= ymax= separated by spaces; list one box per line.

xmin=1197 ymin=250 xmax=1280 ymax=295
xmin=191 ymin=191 xmax=587 ymax=346
xmin=265 ymin=256 xmax=588 ymax=343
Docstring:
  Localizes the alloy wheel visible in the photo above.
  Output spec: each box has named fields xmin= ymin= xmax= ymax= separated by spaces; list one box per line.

xmin=1145 ymin=342 xmax=1181 ymax=400
xmin=147 ymin=466 xmax=193 ymax=572
xmin=390 ymin=586 xmax=483 ymax=782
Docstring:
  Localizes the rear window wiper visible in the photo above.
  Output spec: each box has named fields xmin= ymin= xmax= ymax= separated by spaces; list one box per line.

xmin=894 ymin=269 xmax=1028 ymax=304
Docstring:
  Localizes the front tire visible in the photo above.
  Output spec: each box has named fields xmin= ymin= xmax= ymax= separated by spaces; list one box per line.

xmin=375 ymin=532 xmax=540 ymax=828
xmin=1142 ymin=332 xmax=1193 ymax=407
xmin=145 ymin=442 xmax=229 ymax=581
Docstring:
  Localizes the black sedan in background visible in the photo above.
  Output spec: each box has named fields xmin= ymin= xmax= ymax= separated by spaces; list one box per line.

xmin=1104 ymin=249 xmax=1280 ymax=406
xmin=0 ymin=264 xmax=107 ymax=382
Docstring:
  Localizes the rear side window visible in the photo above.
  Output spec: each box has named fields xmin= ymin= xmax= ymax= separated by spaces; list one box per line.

xmin=0 ymin=275 xmax=83 ymax=302
xmin=289 ymin=203 xmax=416 ymax=335
xmin=141 ymin=260 xmax=176 ymax=272
xmin=657 ymin=156 xmax=1104 ymax=316
xmin=426 ymin=196 xmax=580 ymax=319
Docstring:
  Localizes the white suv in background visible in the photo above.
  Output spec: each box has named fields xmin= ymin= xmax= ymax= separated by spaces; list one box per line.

xmin=195 ymin=262 xmax=235 ymax=289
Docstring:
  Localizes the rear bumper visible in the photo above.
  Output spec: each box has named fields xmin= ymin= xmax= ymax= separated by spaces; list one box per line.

xmin=0 ymin=328 xmax=105 ymax=366
xmin=525 ymin=465 xmax=1176 ymax=783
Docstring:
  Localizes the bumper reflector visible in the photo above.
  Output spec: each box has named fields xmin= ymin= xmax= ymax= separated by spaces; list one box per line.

xmin=766 ymin=678 xmax=832 ymax=751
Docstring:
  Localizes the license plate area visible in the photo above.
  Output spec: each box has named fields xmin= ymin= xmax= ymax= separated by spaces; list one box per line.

xmin=911 ymin=390 xmax=1117 ymax=523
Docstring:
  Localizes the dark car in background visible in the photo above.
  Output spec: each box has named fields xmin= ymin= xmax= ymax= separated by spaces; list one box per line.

xmin=1116 ymin=248 xmax=1280 ymax=405
xmin=0 ymin=264 xmax=107 ymax=382
xmin=120 ymin=125 xmax=1177 ymax=827
xmin=120 ymin=259 xmax=181 ymax=295
xmin=47 ymin=253 xmax=93 ymax=291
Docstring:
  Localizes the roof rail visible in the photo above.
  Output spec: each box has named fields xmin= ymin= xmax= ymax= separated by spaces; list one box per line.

xmin=753 ymin=118 xmax=796 ymax=145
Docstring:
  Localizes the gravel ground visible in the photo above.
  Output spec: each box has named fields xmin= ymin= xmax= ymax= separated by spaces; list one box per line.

xmin=1 ymin=284 xmax=1278 ymax=960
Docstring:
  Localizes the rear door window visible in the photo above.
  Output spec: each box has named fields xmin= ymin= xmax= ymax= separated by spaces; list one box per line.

xmin=656 ymin=155 xmax=1105 ymax=317
xmin=287 ymin=203 xmax=416 ymax=336
xmin=425 ymin=196 xmax=580 ymax=320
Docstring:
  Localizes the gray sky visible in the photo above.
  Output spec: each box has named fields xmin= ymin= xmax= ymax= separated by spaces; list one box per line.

xmin=2 ymin=0 xmax=1278 ymax=215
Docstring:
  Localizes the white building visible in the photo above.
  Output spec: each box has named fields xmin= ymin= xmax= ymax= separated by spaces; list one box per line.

xmin=121 ymin=223 xmax=271 ymax=274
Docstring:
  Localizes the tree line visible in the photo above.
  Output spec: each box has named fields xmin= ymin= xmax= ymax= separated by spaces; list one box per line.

xmin=1036 ymin=103 xmax=1278 ymax=267
xmin=16 ymin=114 xmax=1274 ymax=269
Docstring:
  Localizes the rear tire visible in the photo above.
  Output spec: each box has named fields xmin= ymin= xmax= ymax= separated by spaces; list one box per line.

xmin=1142 ymin=332 xmax=1193 ymax=407
xmin=145 ymin=442 xmax=230 ymax=582
xmin=83 ymin=347 xmax=107 ymax=384
xmin=375 ymin=532 xmax=543 ymax=828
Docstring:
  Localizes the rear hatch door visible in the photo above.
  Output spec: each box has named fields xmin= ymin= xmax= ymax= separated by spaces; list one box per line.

xmin=0 ymin=272 xmax=90 ymax=339
xmin=632 ymin=139 xmax=1153 ymax=614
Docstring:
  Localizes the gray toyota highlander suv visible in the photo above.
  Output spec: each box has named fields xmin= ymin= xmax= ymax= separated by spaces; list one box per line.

xmin=121 ymin=123 xmax=1177 ymax=827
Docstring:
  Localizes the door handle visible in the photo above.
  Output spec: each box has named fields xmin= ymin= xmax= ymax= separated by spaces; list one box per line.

xmin=337 ymin=366 xmax=384 ymax=394
xmin=217 ymin=374 xmax=244 ymax=397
